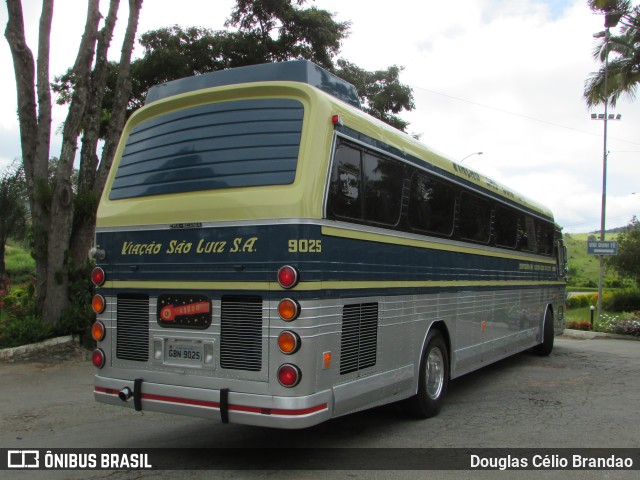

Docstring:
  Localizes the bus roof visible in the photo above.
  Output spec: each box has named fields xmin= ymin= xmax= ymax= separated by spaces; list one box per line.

xmin=145 ymin=60 xmax=361 ymax=109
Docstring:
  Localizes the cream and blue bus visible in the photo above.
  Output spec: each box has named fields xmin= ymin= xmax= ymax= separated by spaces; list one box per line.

xmin=90 ymin=60 xmax=567 ymax=429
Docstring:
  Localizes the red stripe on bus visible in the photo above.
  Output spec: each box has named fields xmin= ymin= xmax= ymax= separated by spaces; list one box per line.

xmin=94 ymin=387 xmax=327 ymax=416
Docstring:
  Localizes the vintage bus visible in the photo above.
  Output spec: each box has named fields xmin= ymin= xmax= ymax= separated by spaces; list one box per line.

xmin=90 ymin=60 xmax=567 ymax=428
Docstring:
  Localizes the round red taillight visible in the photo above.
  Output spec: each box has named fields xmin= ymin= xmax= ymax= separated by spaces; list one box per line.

xmin=91 ymin=267 xmax=105 ymax=287
xmin=92 ymin=348 xmax=106 ymax=368
xmin=91 ymin=321 xmax=106 ymax=342
xmin=277 ymin=364 xmax=301 ymax=387
xmin=278 ymin=298 xmax=300 ymax=321
xmin=277 ymin=265 xmax=299 ymax=289
xmin=277 ymin=331 xmax=301 ymax=354
xmin=91 ymin=294 xmax=106 ymax=314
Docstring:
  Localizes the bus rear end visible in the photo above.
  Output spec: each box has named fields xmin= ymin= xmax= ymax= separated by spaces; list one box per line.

xmin=91 ymin=62 xmax=350 ymax=428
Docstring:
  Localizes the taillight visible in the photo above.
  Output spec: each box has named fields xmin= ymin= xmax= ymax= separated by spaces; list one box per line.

xmin=277 ymin=265 xmax=299 ymax=289
xmin=278 ymin=298 xmax=300 ymax=321
xmin=91 ymin=267 xmax=105 ymax=286
xmin=92 ymin=349 xmax=106 ymax=368
xmin=277 ymin=331 xmax=300 ymax=354
xmin=277 ymin=364 xmax=301 ymax=387
xmin=91 ymin=294 xmax=106 ymax=314
xmin=91 ymin=321 xmax=106 ymax=342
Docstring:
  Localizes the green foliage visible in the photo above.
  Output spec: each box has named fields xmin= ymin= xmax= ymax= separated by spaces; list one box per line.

xmin=4 ymin=244 xmax=36 ymax=284
xmin=563 ymin=232 xmax=620 ymax=287
xmin=51 ymin=0 xmax=415 ymax=133
xmin=0 ymin=314 xmax=54 ymax=349
xmin=606 ymin=217 xmax=640 ymax=286
xmin=57 ymin=261 xmax=95 ymax=347
xmin=602 ymin=289 xmax=640 ymax=312
xmin=0 ymin=162 xmax=29 ymax=278
xmin=596 ymin=313 xmax=640 ymax=336
xmin=584 ymin=1 xmax=639 ymax=107
xmin=566 ymin=320 xmax=593 ymax=331
xmin=335 ymin=60 xmax=415 ymax=131
xmin=566 ymin=294 xmax=597 ymax=309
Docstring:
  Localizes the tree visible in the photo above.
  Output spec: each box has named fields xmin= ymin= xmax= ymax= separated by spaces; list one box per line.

xmin=55 ymin=0 xmax=415 ymax=133
xmin=607 ymin=217 xmax=640 ymax=286
xmin=584 ymin=0 xmax=640 ymax=107
xmin=0 ymin=161 xmax=28 ymax=280
xmin=334 ymin=59 xmax=415 ymax=132
xmin=4 ymin=0 xmax=144 ymax=326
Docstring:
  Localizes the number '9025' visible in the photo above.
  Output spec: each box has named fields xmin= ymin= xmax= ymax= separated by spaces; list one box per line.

xmin=288 ymin=239 xmax=322 ymax=253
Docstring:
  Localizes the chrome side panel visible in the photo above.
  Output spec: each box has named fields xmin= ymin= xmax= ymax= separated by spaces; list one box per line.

xmin=94 ymin=286 xmax=563 ymax=428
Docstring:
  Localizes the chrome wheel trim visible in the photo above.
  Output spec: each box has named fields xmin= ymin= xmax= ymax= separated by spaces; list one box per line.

xmin=426 ymin=346 xmax=444 ymax=400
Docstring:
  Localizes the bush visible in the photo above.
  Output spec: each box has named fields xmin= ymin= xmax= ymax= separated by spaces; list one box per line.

xmin=5 ymin=248 xmax=36 ymax=284
xmin=566 ymin=294 xmax=597 ymax=309
xmin=0 ymin=314 xmax=53 ymax=349
xmin=603 ymin=290 xmax=640 ymax=312
xmin=596 ymin=313 xmax=640 ymax=337
xmin=567 ymin=320 xmax=592 ymax=331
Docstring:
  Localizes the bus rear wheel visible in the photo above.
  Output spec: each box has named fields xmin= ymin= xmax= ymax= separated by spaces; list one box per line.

xmin=406 ymin=329 xmax=449 ymax=418
xmin=533 ymin=308 xmax=554 ymax=356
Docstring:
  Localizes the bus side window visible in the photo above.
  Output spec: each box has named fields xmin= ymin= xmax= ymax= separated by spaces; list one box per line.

xmin=494 ymin=205 xmax=518 ymax=249
xmin=329 ymin=145 xmax=363 ymax=220
xmin=408 ymin=173 xmax=456 ymax=237
xmin=363 ymin=153 xmax=403 ymax=226
xmin=521 ymin=216 xmax=538 ymax=252
xmin=459 ymin=192 xmax=491 ymax=244
xmin=537 ymin=221 xmax=554 ymax=255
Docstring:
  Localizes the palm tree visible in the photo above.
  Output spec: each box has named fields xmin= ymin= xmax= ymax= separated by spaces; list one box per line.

xmin=584 ymin=1 xmax=640 ymax=107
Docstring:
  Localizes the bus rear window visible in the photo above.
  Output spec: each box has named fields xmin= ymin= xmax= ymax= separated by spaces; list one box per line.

xmin=109 ymin=99 xmax=303 ymax=200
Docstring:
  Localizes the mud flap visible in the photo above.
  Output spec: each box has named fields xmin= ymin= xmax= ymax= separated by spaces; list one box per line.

xmin=220 ymin=388 xmax=230 ymax=424
xmin=133 ymin=378 xmax=143 ymax=412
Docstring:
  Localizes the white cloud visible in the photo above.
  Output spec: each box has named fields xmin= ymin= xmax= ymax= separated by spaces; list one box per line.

xmin=1 ymin=0 xmax=638 ymax=232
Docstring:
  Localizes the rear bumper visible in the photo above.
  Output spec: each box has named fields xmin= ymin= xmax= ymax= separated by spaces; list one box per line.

xmin=94 ymin=375 xmax=332 ymax=429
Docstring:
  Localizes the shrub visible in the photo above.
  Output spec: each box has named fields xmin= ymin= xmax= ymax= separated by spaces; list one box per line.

xmin=566 ymin=294 xmax=597 ymax=309
xmin=596 ymin=313 xmax=640 ymax=337
xmin=0 ymin=314 xmax=53 ymax=349
xmin=603 ymin=290 xmax=640 ymax=312
xmin=566 ymin=320 xmax=593 ymax=331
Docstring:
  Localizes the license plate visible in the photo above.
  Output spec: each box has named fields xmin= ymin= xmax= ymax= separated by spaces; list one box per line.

xmin=165 ymin=340 xmax=203 ymax=366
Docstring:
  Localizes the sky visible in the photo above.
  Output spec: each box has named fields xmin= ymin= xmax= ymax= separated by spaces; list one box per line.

xmin=1 ymin=0 xmax=639 ymax=233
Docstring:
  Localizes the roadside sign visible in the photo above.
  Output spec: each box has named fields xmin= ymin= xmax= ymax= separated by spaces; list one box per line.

xmin=587 ymin=241 xmax=618 ymax=255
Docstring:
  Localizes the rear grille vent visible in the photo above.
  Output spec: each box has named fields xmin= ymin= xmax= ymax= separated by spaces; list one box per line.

xmin=220 ymin=296 xmax=263 ymax=371
xmin=116 ymin=294 xmax=150 ymax=362
xmin=340 ymin=303 xmax=379 ymax=375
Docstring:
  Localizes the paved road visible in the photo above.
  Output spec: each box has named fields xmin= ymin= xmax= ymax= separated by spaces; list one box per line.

xmin=1 ymin=336 xmax=639 ymax=479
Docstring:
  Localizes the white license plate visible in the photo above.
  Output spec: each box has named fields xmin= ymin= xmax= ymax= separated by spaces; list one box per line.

xmin=165 ymin=340 xmax=203 ymax=366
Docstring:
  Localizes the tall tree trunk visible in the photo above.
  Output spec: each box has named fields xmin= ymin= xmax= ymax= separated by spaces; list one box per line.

xmin=5 ymin=0 xmax=53 ymax=315
xmin=72 ymin=0 xmax=144 ymax=269
xmin=71 ymin=0 xmax=121 ymax=268
xmin=7 ymin=0 xmax=144 ymax=326
xmin=43 ymin=0 xmax=101 ymax=324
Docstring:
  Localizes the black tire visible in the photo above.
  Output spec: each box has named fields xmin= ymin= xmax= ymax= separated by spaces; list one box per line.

xmin=406 ymin=329 xmax=449 ymax=418
xmin=533 ymin=308 xmax=554 ymax=356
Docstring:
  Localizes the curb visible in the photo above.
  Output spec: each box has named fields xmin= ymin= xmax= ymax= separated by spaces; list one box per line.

xmin=560 ymin=329 xmax=640 ymax=341
xmin=0 ymin=335 xmax=76 ymax=362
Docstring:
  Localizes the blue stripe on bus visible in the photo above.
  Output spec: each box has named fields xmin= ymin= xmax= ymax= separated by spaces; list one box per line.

xmin=96 ymin=223 xmax=559 ymax=288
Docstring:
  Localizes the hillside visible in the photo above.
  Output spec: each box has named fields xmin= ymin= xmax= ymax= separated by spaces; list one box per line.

xmin=563 ymin=232 xmax=620 ymax=288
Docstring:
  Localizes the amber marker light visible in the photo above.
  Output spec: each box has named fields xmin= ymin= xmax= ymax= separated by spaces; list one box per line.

xmin=91 ymin=321 xmax=106 ymax=342
xmin=278 ymin=298 xmax=300 ymax=321
xmin=92 ymin=294 xmax=106 ymax=314
xmin=91 ymin=266 xmax=105 ymax=286
xmin=277 ymin=331 xmax=301 ymax=354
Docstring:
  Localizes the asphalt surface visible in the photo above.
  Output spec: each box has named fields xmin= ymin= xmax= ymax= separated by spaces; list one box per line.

xmin=0 ymin=336 xmax=638 ymax=479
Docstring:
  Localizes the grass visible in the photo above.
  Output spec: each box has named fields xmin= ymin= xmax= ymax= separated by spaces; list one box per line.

xmin=4 ymin=242 xmax=35 ymax=284
xmin=563 ymin=232 xmax=620 ymax=288
xmin=566 ymin=306 xmax=596 ymax=323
